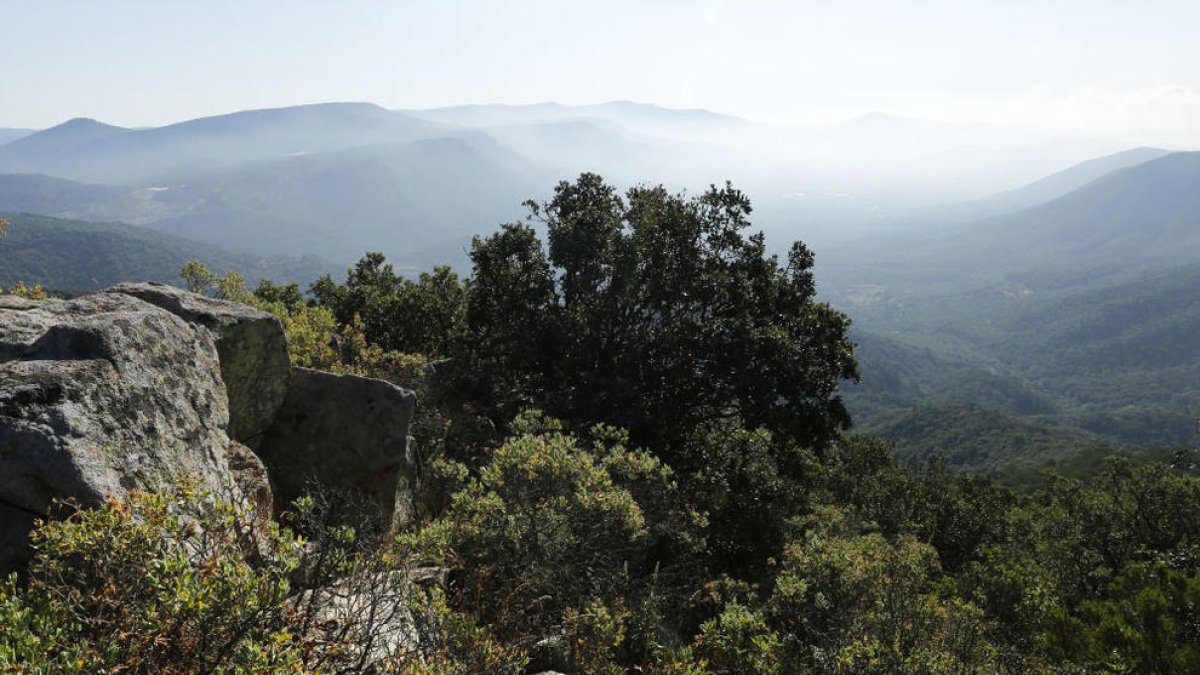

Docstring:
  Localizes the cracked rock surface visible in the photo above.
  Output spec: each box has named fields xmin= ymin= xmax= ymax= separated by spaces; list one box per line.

xmin=0 ymin=292 xmax=239 ymax=568
xmin=0 ymin=285 xmax=416 ymax=570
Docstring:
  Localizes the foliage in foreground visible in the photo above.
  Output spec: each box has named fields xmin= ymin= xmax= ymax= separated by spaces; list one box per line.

xmin=6 ymin=434 xmax=1199 ymax=673
xmin=5 ymin=175 xmax=1199 ymax=672
xmin=0 ymin=481 xmax=525 ymax=674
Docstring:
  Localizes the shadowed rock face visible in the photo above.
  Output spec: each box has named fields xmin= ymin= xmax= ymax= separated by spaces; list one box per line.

xmin=109 ymin=282 xmax=291 ymax=449
xmin=0 ymin=292 xmax=238 ymax=568
xmin=258 ymin=367 xmax=417 ymax=526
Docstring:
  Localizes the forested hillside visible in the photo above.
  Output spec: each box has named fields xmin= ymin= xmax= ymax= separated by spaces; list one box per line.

xmin=4 ymin=0 xmax=1197 ymax=669
xmin=828 ymin=150 xmax=1200 ymax=467
xmin=0 ymin=212 xmax=329 ymax=292
xmin=842 ymin=262 xmax=1200 ymax=466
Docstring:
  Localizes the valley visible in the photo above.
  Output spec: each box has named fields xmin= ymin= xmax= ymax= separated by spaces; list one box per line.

xmin=0 ymin=101 xmax=1196 ymax=482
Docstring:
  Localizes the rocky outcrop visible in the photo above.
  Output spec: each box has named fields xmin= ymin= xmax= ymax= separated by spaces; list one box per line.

xmin=258 ymin=367 xmax=417 ymax=525
xmin=109 ymin=282 xmax=290 ymax=449
xmin=0 ymin=286 xmax=417 ymax=570
xmin=0 ymin=292 xmax=240 ymax=567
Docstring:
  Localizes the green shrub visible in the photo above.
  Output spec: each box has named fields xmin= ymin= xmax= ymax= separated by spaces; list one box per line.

xmin=421 ymin=412 xmax=700 ymax=645
xmin=0 ymin=481 xmax=305 ymax=672
xmin=694 ymin=602 xmax=782 ymax=674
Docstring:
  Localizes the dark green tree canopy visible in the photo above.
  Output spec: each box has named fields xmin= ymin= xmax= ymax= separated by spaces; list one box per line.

xmin=310 ymin=253 xmax=466 ymax=357
xmin=458 ymin=173 xmax=858 ymax=458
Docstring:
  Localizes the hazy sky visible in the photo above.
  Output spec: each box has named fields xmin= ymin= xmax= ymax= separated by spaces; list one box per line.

xmin=3 ymin=1 xmax=1198 ymax=144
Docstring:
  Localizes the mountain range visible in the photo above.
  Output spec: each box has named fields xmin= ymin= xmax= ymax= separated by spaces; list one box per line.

xmin=2 ymin=100 xmax=1197 ymax=477
xmin=0 ymin=101 xmax=1138 ymax=269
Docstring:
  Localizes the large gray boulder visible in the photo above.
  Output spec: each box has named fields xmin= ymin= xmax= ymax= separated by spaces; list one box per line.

xmin=108 ymin=282 xmax=291 ymax=449
xmin=1 ymin=285 xmax=417 ymax=569
xmin=0 ymin=292 xmax=240 ymax=568
xmin=258 ymin=367 xmax=417 ymax=525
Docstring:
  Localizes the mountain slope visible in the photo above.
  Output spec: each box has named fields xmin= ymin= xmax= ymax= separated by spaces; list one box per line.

xmin=0 ymin=118 xmax=129 ymax=167
xmin=844 ymin=330 xmax=1056 ymax=424
xmin=831 ymin=156 xmax=1200 ymax=463
xmin=0 ymin=173 xmax=202 ymax=226
xmin=977 ymin=151 xmax=1200 ymax=272
xmin=0 ymin=174 xmax=135 ymax=217
xmin=0 ymin=129 xmax=34 ymax=145
xmin=867 ymin=401 xmax=1120 ymax=472
xmin=978 ymin=146 xmax=1172 ymax=214
xmin=841 ymin=264 xmax=1200 ymax=463
xmin=823 ymin=150 xmax=1200 ymax=329
xmin=142 ymin=135 xmax=539 ymax=265
xmin=0 ymin=130 xmax=541 ymax=269
xmin=992 ymin=264 xmax=1200 ymax=374
xmin=0 ymin=212 xmax=330 ymax=292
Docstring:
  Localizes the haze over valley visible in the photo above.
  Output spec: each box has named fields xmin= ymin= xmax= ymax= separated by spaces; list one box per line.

xmin=7 ymin=2 xmax=1200 ymax=670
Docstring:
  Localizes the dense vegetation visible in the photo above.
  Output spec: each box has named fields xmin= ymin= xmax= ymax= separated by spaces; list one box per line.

xmin=4 ymin=175 xmax=1200 ymax=672
xmin=842 ymin=264 xmax=1200 ymax=470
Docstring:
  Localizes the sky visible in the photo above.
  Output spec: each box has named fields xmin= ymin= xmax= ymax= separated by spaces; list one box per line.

xmin=3 ymin=0 xmax=1198 ymax=145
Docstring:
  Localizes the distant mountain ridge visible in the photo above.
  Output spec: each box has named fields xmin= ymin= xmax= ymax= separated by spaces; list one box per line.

xmin=401 ymin=100 xmax=748 ymax=134
xmin=2 ymin=118 xmax=130 ymax=158
xmin=2 ymin=100 xmax=1187 ymax=276
xmin=0 ymin=128 xmax=35 ymax=145
xmin=0 ymin=102 xmax=448 ymax=184
xmin=977 ymin=146 xmax=1172 ymax=213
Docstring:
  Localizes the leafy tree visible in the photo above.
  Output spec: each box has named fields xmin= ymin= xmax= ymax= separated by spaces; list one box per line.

xmin=0 ymin=480 xmax=527 ymax=674
xmin=0 ymin=481 xmax=304 ymax=672
xmin=310 ymin=254 xmax=466 ymax=357
xmin=253 ymin=278 xmax=305 ymax=313
xmin=686 ymin=426 xmax=822 ymax=576
xmin=1042 ymin=561 xmax=1200 ymax=672
xmin=458 ymin=173 xmax=858 ymax=464
xmin=179 ymin=259 xmax=218 ymax=294
xmin=695 ymin=601 xmax=783 ymax=674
